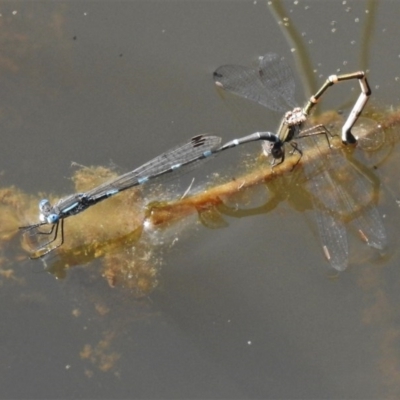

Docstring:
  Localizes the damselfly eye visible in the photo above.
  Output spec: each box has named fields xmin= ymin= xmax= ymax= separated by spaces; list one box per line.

xmin=262 ymin=141 xmax=274 ymax=155
xmin=39 ymin=199 xmax=51 ymax=211
xmin=271 ymin=146 xmax=283 ymax=159
xmin=47 ymin=214 xmax=59 ymax=224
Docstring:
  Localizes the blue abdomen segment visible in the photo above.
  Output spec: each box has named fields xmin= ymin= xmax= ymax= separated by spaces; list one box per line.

xmin=62 ymin=202 xmax=79 ymax=214
xmin=105 ymin=189 xmax=119 ymax=197
xmin=138 ymin=176 xmax=150 ymax=185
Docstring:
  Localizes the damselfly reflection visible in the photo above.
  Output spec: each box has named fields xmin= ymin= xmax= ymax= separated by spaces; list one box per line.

xmin=302 ymin=135 xmax=386 ymax=270
xmin=213 ymin=53 xmax=386 ymax=270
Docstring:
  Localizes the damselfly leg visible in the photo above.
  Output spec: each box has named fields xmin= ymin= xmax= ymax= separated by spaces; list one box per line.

xmin=20 ymin=220 xmax=64 ymax=259
xmin=302 ymin=71 xmax=371 ymax=144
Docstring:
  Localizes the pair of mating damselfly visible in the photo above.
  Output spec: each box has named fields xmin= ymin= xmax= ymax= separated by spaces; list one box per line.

xmin=20 ymin=53 xmax=385 ymax=269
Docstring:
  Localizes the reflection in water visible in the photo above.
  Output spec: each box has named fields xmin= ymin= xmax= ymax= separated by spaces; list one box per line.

xmin=3 ymin=107 xmax=400 ymax=379
xmin=266 ymin=1 xmax=400 ymax=390
xmin=1 ymin=0 xmax=399 ymax=392
xmin=0 ymin=107 xmax=398 ymax=290
xmin=301 ymin=124 xmax=387 ymax=270
xmin=267 ymin=0 xmax=377 ymax=101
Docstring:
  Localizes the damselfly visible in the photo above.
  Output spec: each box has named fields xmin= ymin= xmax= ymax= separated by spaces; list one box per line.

xmin=213 ymin=53 xmax=370 ymax=166
xmin=213 ymin=53 xmax=386 ymax=270
xmin=20 ymin=132 xmax=280 ymax=258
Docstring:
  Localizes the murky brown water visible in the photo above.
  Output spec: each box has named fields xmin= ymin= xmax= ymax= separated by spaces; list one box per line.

xmin=1 ymin=1 xmax=400 ymax=398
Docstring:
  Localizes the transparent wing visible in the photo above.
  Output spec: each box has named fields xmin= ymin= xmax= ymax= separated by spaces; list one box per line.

xmin=258 ymin=53 xmax=297 ymax=109
xmin=303 ymin=134 xmax=386 ymax=271
xmin=315 ymin=210 xmax=349 ymax=271
xmin=84 ymin=135 xmax=222 ymax=201
xmin=343 ymin=163 xmax=387 ymax=251
xmin=303 ymin=148 xmax=349 ymax=271
xmin=213 ymin=52 xmax=296 ymax=112
xmin=351 ymin=208 xmax=387 ymax=250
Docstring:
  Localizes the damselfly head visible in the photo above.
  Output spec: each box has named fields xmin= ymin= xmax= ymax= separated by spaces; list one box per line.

xmin=262 ymin=141 xmax=283 ymax=160
xmin=271 ymin=143 xmax=284 ymax=160
xmin=39 ymin=212 xmax=59 ymax=224
xmin=38 ymin=199 xmax=58 ymax=224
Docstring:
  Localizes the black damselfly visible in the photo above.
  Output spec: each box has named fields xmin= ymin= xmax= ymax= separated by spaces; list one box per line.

xmin=20 ymin=132 xmax=281 ymax=258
